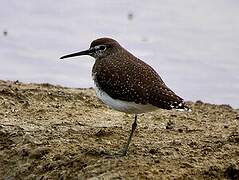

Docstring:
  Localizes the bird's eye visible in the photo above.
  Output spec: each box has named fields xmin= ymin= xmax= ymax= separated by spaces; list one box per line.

xmin=99 ymin=45 xmax=106 ymax=51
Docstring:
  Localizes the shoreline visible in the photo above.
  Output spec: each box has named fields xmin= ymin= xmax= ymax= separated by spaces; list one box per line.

xmin=0 ymin=80 xmax=238 ymax=179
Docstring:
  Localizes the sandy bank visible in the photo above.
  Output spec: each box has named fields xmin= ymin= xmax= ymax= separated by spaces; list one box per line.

xmin=0 ymin=80 xmax=238 ymax=179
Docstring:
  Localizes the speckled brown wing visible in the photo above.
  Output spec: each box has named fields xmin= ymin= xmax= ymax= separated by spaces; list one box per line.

xmin=93 ymin=49 xmax=185 ymax=110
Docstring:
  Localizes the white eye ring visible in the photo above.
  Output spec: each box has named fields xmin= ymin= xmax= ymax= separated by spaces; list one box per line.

xmin=95 ymin=45 xmax=106 ymax=51
xmin=99 ymin=45 xmax=106 ymax=51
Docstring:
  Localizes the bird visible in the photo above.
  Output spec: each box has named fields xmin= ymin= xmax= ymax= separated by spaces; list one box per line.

xmin=60 ymin=37 xmax=190 ymax=156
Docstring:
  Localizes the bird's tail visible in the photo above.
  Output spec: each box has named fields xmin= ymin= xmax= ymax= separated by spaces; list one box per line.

xmin=171 ymin=101 xmax=192 ymax=112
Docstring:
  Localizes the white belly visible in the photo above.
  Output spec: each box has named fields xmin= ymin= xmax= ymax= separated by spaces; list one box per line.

xmin=94 ymin=85 xmax=158 ymax=114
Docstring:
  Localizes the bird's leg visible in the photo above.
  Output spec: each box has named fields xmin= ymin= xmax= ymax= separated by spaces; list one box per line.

xmin=120 ymin=114 xmax=138 ymax=156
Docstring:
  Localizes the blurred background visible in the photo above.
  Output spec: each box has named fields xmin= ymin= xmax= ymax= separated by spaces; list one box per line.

xmin=0 ymin=0 xmax=238 ymax=107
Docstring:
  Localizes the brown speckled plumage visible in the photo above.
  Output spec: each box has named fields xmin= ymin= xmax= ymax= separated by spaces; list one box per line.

xmin=91 ymin=38 xmax=187 ymax=110
xmin=60 ymin=37 xmax=190 ymax=156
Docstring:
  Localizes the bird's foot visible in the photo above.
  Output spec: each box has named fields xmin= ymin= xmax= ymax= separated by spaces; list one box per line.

xmin=103 ymin=148 xmax=128 ymax=159
xmin=114 ymin=148 xmax=128 ymax=157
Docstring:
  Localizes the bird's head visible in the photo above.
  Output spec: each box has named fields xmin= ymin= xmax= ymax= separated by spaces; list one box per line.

xmin=60 ymin=37 xmax=120 ymax=60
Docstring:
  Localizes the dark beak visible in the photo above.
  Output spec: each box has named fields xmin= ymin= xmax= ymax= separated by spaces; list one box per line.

xmin=60 ymin=48 xmax=93 ymax=59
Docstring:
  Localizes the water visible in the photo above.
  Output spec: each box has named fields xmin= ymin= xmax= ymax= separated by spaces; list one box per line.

xmin=0 ymin=0 xmax=239 ymax=108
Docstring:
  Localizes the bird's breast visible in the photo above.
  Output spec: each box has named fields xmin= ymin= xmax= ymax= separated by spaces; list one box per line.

xmin=92 ymin=73 xmax=157 ymax=114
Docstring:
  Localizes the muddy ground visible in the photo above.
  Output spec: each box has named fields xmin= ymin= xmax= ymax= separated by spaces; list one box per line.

xmin=0 ymin=80 xmax=238 ymax=179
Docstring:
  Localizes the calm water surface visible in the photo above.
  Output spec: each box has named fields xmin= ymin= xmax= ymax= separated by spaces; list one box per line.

xmin=0 ymin=0 xmax=239 ymax=107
